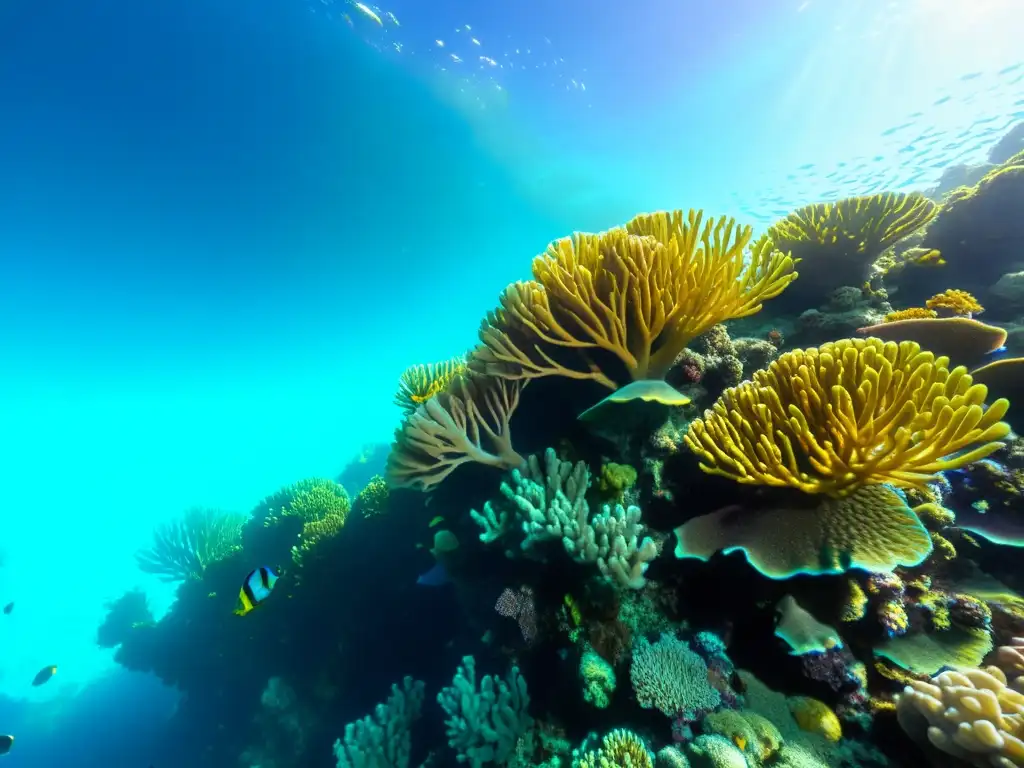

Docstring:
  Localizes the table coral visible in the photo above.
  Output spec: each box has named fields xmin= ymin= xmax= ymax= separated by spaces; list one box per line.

xmin=857 ymin=316 xmax=1008 ymax=365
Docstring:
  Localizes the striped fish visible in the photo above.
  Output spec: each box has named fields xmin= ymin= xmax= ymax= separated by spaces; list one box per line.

xmin=234 ymin=567 xmax=279 ymax=616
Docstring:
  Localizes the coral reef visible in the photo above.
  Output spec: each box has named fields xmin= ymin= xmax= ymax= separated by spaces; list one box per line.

xmin=108 ymin=167 xmax=1024 ymax=768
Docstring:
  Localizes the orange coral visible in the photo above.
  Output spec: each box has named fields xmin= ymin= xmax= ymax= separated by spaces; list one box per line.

xmin=386 ymin=374 xmax=525 ymax=491
xmin=471 ymin=211 xmax=796 ymax=389
xmin=883 ymin=307 xmax=937 ymax=323
xmin=926 ymin=289 xmax=984 ymax=317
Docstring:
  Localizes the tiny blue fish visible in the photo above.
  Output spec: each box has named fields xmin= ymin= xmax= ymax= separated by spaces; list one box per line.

xmin=986 ymin=345 xmax=1008 ymax=361
xmin=234 ymin=567 xmax=279 ymax=616
xmin=416 ymin=562 xmax=450 ymax=587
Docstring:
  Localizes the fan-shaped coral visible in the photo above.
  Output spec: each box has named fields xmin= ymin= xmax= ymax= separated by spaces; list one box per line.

xmin=394 ymin=356 xmax=466 ymax=414
xmin=387 ymin=373 xmax=525 ymax=491
xmin=765 ymin=192 xmax=937 ymax=305
xmin=673 ymin=485 xmax=935 ymax=578
xmin=683 ymin=338 xmax=1010 ymax=497
xmin=471 ymin=210 xmax=796 ymax=390
xmin=135 ymin=506 xmax=246 ymax=582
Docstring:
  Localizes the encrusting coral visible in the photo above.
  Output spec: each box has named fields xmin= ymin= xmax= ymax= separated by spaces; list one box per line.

xmin=387 ymin=373 xmax=525 ymax=491
xmin=926 ymin=289 xmax=984 ymax=318
xmin=883 ymin=307 xmax=937 ymax=323
xmin=470 ymin=210 xmax=796 ymax=391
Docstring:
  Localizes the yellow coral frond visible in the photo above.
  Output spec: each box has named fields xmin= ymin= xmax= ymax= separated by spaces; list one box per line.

xmin=472 ymin=210 xmax=797 ymax=387
xmin=395 ymin=356 xmax=467 ymax=413
xmin=926 ymin=289 xmax=984 ymax=317
xmin=884 ymin=307 xmax=937 ymax=323
xmin=683 ymin=338 xmax=1011 ymax=497
xmin=770 ymin=192 xmax=937 ymax=254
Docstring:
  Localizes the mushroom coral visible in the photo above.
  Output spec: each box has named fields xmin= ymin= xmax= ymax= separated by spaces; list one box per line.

xmin=470 ymin=209 xmax=796 ymax=390
xmin=675 ymin=338 xmax=1011 ymax=578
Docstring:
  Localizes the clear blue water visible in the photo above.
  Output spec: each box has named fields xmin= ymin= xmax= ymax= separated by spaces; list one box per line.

xmin=0 ymin=0 xmax=1022 ymax=765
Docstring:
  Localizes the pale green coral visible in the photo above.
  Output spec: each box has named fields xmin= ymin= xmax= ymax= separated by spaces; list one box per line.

xmin=135 ymin=506 xmax=245 ymax=582
xmin=437 ymin=656 xmax=532 ymax=768
xmin=579 ymin=649 xmax=616 ymax=709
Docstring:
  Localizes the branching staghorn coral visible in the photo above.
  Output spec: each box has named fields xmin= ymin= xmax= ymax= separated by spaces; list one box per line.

xmin=437 ymin=656 xmax=532 ymax=768
xmin=471 ymin=210 xmax=796 ymax=389
xmin=333 ymin=676 xmax=425 ymax=768
xmin=135 ymin=506 xmax=246 ymax=582
xmin=765 ymin=192 xmax=937 ymax=304
xmin=471 ymin=448 xmax=659 ymax=589
xmin=683 ymin=338 xmax=1011 ymax=498
xmin=387 ymin=373 xmax=525 ymax=491
xmin=393 ymin=355 xmax=467 ymax=414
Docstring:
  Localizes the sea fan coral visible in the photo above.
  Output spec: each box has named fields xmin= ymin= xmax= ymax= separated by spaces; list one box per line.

xmin=683 ymin=337 xmax=1011 ymax=497
xmin=394 ymin=356 xmax=467 ymax=414
xmin=765 ymin=191 xmax=937 ymax=303
xmin=471 ymin=210 xmax=796 ymax=389
xmin=135 ymin=506 xmax=245 ymax=582
xmin=387 ymin=374 xmax=525 ymax=491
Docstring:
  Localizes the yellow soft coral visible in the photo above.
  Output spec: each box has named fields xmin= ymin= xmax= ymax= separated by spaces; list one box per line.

xmin=683 ymin=338 xmax=1011 ymax=497
xmin=394 ymin=356 xmax=466 ymax=414
xmin=926 ymin=289 xmax=984 ymax=317
xmin=883 ymin=307 xmax=937 ymax=322
xmin=766 ymin=192 xmax=937 ymax=302
xmin=471 ymin=210 xmax=796 ymax=389
xmin=577 ymin=729 xmax=652 ymax=768
xmin=788 ymin=696 xmax=842 ymax=742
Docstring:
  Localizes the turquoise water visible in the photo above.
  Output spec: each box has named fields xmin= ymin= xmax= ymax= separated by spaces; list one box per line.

xmin=0 ymin=0 xmax=1022 ymax=765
